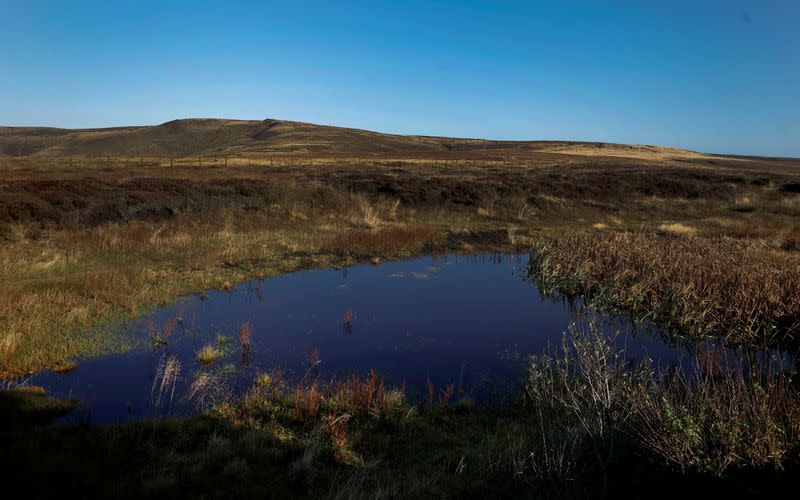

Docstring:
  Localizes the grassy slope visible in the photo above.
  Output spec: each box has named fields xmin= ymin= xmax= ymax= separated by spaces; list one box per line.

xmin=0 ymin=117 xmax=724 ymax=158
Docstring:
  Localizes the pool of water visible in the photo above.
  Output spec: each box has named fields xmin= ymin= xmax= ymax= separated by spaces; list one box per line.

xmin=31 ymin=253 xmax=692 ymax=425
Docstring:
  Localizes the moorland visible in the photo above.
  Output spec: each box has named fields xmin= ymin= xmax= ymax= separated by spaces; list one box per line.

xmin=2 ymin=118 xmax=800 ymax=497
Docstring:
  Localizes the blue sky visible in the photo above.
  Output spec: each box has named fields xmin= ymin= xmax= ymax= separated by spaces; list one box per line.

xmin=1 ymin=1 xmax=798 ymax=156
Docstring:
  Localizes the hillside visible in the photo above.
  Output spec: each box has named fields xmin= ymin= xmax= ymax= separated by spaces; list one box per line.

xmin=0 ymin=118 xmax=716 ymax=160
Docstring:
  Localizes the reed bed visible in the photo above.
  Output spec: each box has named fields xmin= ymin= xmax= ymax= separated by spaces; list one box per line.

xmin=528 ymin=231 xmax=800 ymax=344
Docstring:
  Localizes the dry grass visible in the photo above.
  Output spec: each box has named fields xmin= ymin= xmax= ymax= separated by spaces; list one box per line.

xmin=294 ymin=385 xmax=323 ymax=423
xmin=529 ymin=231 xmax=800 ymax=344
xmin=197 ymin=345 xmax=222 ymax=365
xmin=633 ymin=348 xmax=800 ymax=475
xmin=525 ymin=322 xmax=800 ymax=478
xmin=1 ymin=151 xmax=799 ymax=377
xmin=151 ymin=353 xmax=181 ymax=410
xmin=657 ymin=222 xmax=697 ymax=236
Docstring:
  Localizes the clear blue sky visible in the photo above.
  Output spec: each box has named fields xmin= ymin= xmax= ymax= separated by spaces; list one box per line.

xmin=1 ymin=1 xmax=798 ymax=156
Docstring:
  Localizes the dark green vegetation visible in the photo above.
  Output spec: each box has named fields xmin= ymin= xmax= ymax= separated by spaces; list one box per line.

xmin=2 ymin=118 xmax=800 ymax=497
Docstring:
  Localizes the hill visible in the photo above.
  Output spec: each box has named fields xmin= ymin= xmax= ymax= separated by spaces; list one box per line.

xmin=0 ymin=118 xmax=716 ymax=160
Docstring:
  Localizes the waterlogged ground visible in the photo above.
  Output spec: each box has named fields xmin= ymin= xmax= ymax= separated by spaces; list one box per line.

xmin=32 ymin=254 xmax=690 ymax=424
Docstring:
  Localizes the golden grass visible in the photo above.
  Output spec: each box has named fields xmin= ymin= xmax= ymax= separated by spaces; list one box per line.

xmin=530 ymin=231 xmax=800 ymax=343
xmin=197 ymin=345 xmax=222 ymax=365
xmin=657 ymin=222 xmax=697 ymax=236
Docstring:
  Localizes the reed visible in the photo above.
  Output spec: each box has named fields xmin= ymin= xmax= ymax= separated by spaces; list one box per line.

xmin=151 ymin=353 xmax=181 ymax=411
xmin=528 ymin=231 xmax=800 ymax=344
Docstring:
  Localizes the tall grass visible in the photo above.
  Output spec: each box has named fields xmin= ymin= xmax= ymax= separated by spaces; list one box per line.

xmin=632 ymin=348 xmax=800 ymax=474
xmin=523 ymin=322 xmax=800 ymax=479
xmin=150 ymin=353 xmax=181 ymax=411
xmin=529 ymin=231 xmax=800 ymax=344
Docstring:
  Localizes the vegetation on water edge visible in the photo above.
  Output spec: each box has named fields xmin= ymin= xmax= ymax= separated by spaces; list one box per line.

xmin=528 ymin=231 xmax=800 ymax=345
xmin=2 ymin=152 xmax=800 ymax=376
xmin=3 ymin=322 xmax=799 ymax=497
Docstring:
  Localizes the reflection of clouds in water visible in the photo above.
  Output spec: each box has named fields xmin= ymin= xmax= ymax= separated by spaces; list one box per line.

xmin=497 ymin=343 xmax=522 ymax=362
xmin=386 ymin=268 xmax=439 ymax=280
xmin=337 ymin=283 xmax=350 ymax=289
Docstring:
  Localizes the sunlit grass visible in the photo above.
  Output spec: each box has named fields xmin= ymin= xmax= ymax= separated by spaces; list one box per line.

xmin=197 ymin=345 xmax=222 ymax=365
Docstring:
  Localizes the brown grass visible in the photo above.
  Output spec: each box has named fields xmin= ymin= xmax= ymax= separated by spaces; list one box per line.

xmin=1 ymin=149 xmax=799 ymax=376
xmin=294 ymin=385 xmax=322 ymax=423
xmin=529 ymin=231 xmax=800 ymax=343
xmin=633 ymin=348 xmax=800 ymax=475
xmin=525 ymin=322 xmax=800 ymax=477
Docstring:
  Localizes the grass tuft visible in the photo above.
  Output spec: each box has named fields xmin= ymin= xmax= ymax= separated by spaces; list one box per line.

xmin=197 ymin=345 xmax=222 ymax=365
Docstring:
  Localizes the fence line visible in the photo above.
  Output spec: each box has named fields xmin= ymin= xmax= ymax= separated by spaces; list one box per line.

xmin=1 ymin=155 xmax=581 ymax=170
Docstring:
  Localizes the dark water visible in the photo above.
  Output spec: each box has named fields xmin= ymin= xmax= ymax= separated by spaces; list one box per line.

xmin=31 ymin=253 xmax=691 ymax=425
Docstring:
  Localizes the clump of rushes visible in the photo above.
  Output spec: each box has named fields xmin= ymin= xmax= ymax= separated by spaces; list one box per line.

xmin=528 ymin=231 xmax=800 ymax=344
xmin=197 ymin=345 xmax=221 ymax=364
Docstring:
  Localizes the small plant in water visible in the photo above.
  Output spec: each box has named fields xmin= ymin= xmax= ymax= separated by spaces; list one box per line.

xmin=216 ymin=334 xmax=229 ymax=347
xmin=343 ymin=308 xmax=353 ymax=335
xmin=150 ymin=353 xmax=181 ymax=411
xmin=197 ymin=345 xmax=222 ymax=364
xmin=239 ymin=321 xmax=252 ymax=347
xmin=146 ymin=313 xmax=180 ymax=348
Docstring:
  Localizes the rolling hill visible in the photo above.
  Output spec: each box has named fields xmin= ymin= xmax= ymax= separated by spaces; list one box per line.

xmin=0 ymin=118 xmax=716 ymax=160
